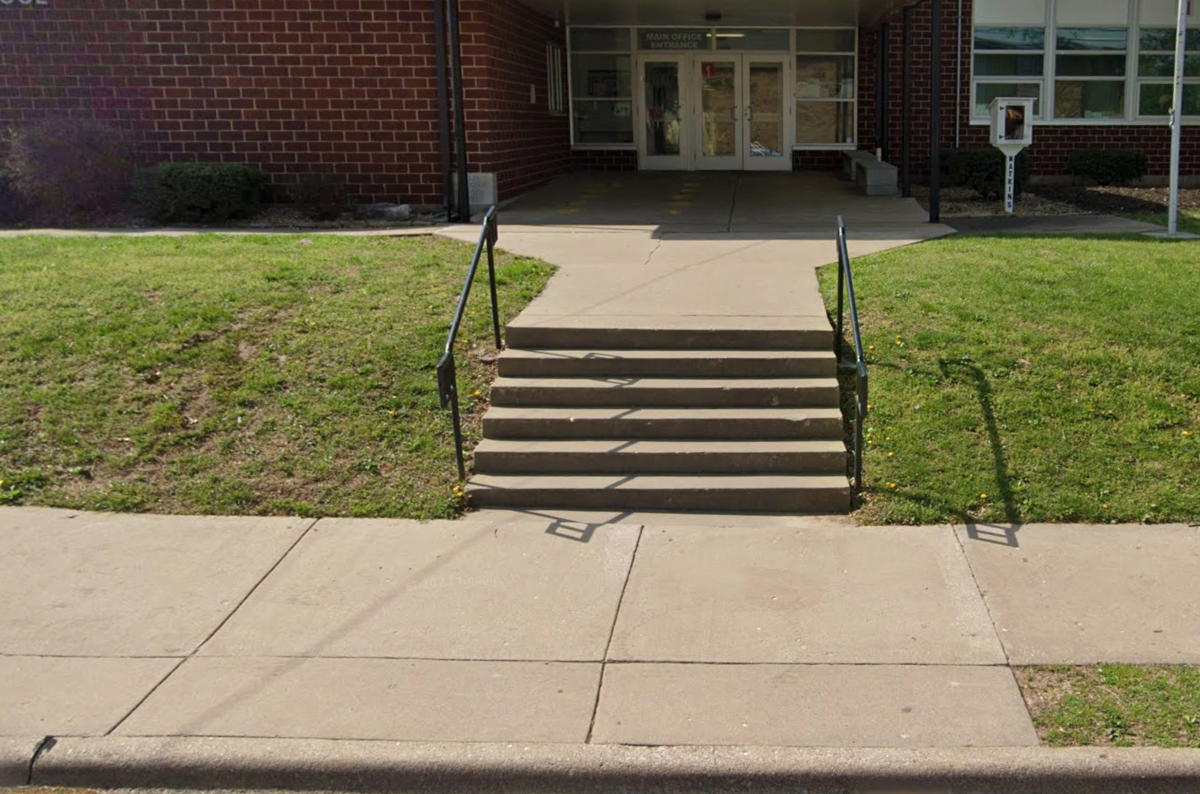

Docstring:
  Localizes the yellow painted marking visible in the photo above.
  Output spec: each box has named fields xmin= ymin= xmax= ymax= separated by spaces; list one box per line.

xmin=558 ymin=208 xmax=581 ymax=214
xmin=669 ymin=209 xmax=683 ymax=215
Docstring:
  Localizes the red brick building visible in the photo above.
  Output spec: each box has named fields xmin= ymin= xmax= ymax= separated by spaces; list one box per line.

xmin=1 ymin=0 xmax=1196 ymax=209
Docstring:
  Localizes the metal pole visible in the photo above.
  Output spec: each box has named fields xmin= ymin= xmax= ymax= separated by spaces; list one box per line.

xmin=433 ymin=0 xmax=453 ymax=219
xmin=486 ymin=216 xmax=502 ymax=350
xmin=447 ymin=0 xmax=471 ymax=223
xmin=1168 ymin=0 xmax=1188 ymax=237
xmin=902 ymin=5 xmax=912 ymax=198
xmin=929 ymin=0 xmax=943 ymax=224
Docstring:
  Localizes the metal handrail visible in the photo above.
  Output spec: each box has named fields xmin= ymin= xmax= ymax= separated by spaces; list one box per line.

xmin=834 ymin=215 xmax=868 ymax=494
xmin=436 ymin=206 xmax=501 ymax=480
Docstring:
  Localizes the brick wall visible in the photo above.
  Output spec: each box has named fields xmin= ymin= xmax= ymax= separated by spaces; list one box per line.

xmin=867 ymin=0 xmax=1199 ymax=181
xmin=0 ymin=0 xmax=569 ymax=206
xmin=460 ymin=0 xmax=571 ymax=199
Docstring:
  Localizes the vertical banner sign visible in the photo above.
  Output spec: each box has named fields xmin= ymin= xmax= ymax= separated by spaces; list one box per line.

xmin=702 ymin=62 xmax=716 ymax=79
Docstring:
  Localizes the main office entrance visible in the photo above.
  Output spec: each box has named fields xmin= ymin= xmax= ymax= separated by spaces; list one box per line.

xmin=637 ymin=53 xmax=793 ymax=172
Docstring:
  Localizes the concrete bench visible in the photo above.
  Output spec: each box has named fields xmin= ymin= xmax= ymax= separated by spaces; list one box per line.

xmin=842 ymin=150 xmax=898 ymax=197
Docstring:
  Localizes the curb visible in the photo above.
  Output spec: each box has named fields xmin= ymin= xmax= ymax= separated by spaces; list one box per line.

xmin=26 ymin=737 xmax=1200 ymax=794
xmin=0 ymin=737 xmax=41 ymax=786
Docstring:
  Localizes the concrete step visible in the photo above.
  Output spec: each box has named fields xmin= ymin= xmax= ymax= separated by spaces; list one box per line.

xmin=497 ymin=349 xmax=836 ymax=379
xmin=467 ymin=474 xmax=852 ymax=513
xmin=505 ymin=316 xmax=833 ymax=351
xmin=489 ymin=377 xmax=840 ymax=409
xmin=473 ymin=439 xmax=847 ymax=475
xmin=482 ymin=406 xmax=845 ymax=440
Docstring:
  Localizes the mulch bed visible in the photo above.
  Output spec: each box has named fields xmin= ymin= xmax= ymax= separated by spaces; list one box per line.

xmin=1033 ymin=184 xmax=1200 ymax=216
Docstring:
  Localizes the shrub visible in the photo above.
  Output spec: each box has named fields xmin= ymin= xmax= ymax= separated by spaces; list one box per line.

xmin=291 ymin=171 xmax=349 ymax=221
xmin=943 ymin=148 xmax=1031 ymax=201
xmin=140 ymin=162 xmax=267 ymax=223
xmin=0 ymin=164 xmax=24 ymax=223
xmin=1067 ymin=149 xmax=1148 ymax=187
xmin=3 ymin=119 xmax=136 ymax=219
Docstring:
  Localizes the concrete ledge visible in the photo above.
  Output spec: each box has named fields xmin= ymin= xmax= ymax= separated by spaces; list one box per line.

xmin=31 ymin=737 xmax=1200 ymax=794
xmin=0 ymin=737 xmax=41 ymax=786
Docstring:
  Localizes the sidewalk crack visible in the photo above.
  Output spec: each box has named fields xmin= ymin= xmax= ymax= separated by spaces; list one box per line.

xmin=103 ymin=516 xmax=319 ymax=736
xmin=585 ymin=524 xmax=644 ymax=744
xmin=26 ymin=735 xmax=55 ymax=785
xmin=952 ymin=524 xmax=1011 ymax=667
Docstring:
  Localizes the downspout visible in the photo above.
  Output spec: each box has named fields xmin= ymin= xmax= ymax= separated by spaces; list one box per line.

xmin=930 ymin=0 xmax=943 ymax=224
xmin=433 ymin=0 xmax=453 ymax=219
xmin=955 ymin=0 xmax=964 ymax=148
xmin=447 ymin=0 xmax=472 ymax=222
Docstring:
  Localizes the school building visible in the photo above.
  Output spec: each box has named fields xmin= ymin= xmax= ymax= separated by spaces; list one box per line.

xmin=2 ymin=0 xmax=1197 ymax=210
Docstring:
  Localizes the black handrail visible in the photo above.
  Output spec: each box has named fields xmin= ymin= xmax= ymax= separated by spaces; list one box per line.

xmin=834 ymin=215 xmax=868 ymax=494
xmin=437 ymin=206 xmax=501 ymax=480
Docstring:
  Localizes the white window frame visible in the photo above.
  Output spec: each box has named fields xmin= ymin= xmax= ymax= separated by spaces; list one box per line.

xmin=970 ymin=0 xmax=1200 ymax=126
xmin=793 ymin=27 xmax=860 ymax=150
xmin=567 ymin=27 xmax=637 ymax=150
xmin=1135 ymin=24 xmax=1200 ymax=119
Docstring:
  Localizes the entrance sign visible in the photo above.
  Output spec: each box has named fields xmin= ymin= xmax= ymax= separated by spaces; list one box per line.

xmin=988 ymin=97 xmax=1034 ymax=214
xmin=638 ymin=29 xmax=708 ymax=50
xmin=0 ymin=0 xmax=51 ymax=6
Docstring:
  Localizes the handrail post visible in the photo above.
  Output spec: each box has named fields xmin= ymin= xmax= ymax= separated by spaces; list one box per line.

xmin=835 ymin=216 xmax=846 ymax=363
xmin=486 ymin=212 xmax=502 ymax=350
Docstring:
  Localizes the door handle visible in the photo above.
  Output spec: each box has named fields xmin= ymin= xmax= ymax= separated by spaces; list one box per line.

xmin=745 ymin=107 xmax=754 ymax=121
xmin=730 ymin=107 xmax=739 ymax=121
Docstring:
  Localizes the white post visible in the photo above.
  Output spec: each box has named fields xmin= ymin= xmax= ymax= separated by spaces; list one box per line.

xmin=1168 ymin=0 xmax=1189 ymax=236
xmin=1005 ymin=152 xmax=1017 ymax=214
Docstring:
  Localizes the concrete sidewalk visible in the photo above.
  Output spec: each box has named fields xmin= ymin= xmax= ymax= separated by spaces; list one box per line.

xmin=3 ymin=506 xmax=1200 ymax=791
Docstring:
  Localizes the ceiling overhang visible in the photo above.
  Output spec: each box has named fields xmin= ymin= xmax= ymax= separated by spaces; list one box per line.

xmin=517 ymin=0 xmax=921 ymax=29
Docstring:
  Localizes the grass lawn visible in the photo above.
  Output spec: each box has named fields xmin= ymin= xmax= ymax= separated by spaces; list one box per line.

xmin=1130 ymin=208 xmax=1200 ymax=236
xmin=818 ymin=234 xmax=1200 ymax=526
xmin=1017 ymin=665 xmax=1200 ymax=748
xmin=0 ymin=234 xmax=553 ymax=519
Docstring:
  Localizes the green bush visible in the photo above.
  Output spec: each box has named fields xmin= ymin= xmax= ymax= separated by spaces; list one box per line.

xmin=943 ymin=148 xmax=1031 ymax=201
xmin=0 ymin=165 xmax=24 ymax=223
xmin=140 ymin=162 xmax=267 ymax=223
xmin=1067 ymin=149 xmax=1148 ymax=186
xmin=3 ymin=118 xmax=136 ymax=219
xmin=291 ymin=171 xmax=349 ymax=221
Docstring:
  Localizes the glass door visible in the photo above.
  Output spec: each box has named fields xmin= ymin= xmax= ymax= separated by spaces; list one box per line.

xmin=743 ymin=56 xmax=791 ymax=171
xmin=694 ymin=55 xmax=741 ymax=170
xmin=637 ymin=55 xmax=688 ymax=170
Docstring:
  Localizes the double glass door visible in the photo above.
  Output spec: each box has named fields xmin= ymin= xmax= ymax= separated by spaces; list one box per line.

xmin=637 ymin=53 xmax=790 ymax=171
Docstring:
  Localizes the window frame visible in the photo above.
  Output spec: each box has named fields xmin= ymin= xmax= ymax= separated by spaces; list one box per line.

xmin=567 ymin=27 xmax=637 ymax=150
xmin=1135 ymin=26 xmax=1200 ymax=119
xmin=970 ymin=0 xmax=1200 ymax=127
xmin=970 ymin=25 xmax=1050 ymax=122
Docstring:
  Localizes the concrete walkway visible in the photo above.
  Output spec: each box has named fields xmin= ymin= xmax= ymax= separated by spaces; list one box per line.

xmin=2 ymin=506 xmax=1200 ymax=791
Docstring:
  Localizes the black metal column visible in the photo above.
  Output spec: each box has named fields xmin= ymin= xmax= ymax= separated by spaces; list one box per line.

xmin=433 ymin=0 xmax=452 ymax=219
xmin=929 ymin=0 xmax=942 ymax=224
xmin=902 ymin=5 xmax=912 ymax=197
xmin=876 ymin=23 xmax=889 ymax=160
xmin=447 ymin=0 xmax=471 ymax=222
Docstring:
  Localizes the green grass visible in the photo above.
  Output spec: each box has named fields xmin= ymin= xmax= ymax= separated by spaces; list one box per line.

xmin=0 ymin=235 xmax=553 ymax=519
xmin=1129 ymin=208 xmax=1200 ymax=235
xmin=1017 ymin=665 xmax=1200 ymax=748
xmin=818 ymin=234 xmax=1200 ymax=525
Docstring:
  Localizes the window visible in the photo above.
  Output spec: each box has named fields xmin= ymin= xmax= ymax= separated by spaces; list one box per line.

xmin=1054 ymin=27 xmax=1129 ymax=119
xmin=1137 ymin=28 xmax=1200 ymax=118
xmin=973 ymin=27 xmax=1047 ymax=118
xmin=547 ymin=43 xmax=566 ymax=115
xmin=569 ymin=28 xmax=634 ymax=146
xmin=795 ymin=28 xmax=857 ymax=146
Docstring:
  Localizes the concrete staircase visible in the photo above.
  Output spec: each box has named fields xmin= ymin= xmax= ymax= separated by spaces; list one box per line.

xmin=466 ymin=318 xmax=852 ymax=513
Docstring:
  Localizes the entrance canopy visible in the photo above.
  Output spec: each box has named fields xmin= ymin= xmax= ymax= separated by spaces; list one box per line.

xmin=519 ymin=0 xmax=917 ymax=27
